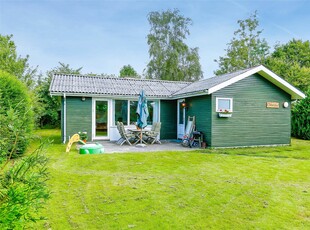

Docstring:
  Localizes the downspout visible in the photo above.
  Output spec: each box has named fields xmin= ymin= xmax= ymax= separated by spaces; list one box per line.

xmin=63 ymin=93 xmax=67 ymax=144
xmin=158 ymin=100 xmax=161 ymax=140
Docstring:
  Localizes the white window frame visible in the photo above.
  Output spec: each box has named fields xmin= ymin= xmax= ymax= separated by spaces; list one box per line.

xmin=216 ymin=97 xmax=233 ymax=112
xmin=112 ymin=99 xmax=160 ymax=126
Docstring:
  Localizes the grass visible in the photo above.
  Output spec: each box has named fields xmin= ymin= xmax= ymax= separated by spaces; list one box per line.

xmin=31 ymin=129 xmax=309 ymax=229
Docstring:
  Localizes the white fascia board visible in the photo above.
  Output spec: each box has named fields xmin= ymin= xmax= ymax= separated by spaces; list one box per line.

xmin=257 ymin=66 xmax=306 ymax=99
xmin=207 ymin=65 xmax=306 ymax=99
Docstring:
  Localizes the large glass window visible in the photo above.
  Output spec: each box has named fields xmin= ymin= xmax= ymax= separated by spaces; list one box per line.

xmin=115 ymin=100 xmax=128 ymax=125
xmin=147 ymin=101 xmax=154 ymax=125
xmin=216 ymin=97 xmax=233 ymax=112
xmin=114 ymin=100 xmax=157 ymax=126
xmin=129 ymin=101 xmax=138 ymax=125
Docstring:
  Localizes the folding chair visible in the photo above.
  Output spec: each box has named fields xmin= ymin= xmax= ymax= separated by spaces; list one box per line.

xmin=116 ymin=122 xmax=136 ymax=146
xmin=181 ymin=116 xmax=196 ymax=147
xmin=145 ymin=122 xmax=161 ymax=144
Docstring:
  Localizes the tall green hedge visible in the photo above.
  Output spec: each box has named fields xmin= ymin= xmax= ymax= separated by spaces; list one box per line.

xmin=291 ymin=91 xmax=310 ymax=140
xmin=0 ymin=70 xmax=34 ymax=156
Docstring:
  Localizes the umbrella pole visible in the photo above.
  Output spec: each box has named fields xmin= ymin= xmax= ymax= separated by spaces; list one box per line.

xmin=136 ymin=127 xmax=146 ymax=147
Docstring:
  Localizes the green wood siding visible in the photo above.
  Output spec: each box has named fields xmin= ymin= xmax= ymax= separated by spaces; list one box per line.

xmin=63 ymin=97 xmax=92 ymax=141
xmin=186 ymin=95 xmax=212 ymax=146
xmin=160 ymin=100 xmax=177 ymax=139
xmin=211 ymin=73 xmax=291 ymax=147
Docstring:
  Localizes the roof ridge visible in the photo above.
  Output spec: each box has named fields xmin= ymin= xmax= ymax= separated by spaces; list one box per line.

xmin=172 ymin=65 xmax=261 ymax=96
xmin=204 ymin=65 xmax=260 ymax=80
xmin=173 ymin=81 xmax=196 ymax=94
xmin=53 ymin=73 xmax=190 ymax=84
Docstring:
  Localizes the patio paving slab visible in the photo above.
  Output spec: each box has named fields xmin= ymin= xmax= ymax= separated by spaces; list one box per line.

xmin=94 ymin=140 xmax=201 ymax=154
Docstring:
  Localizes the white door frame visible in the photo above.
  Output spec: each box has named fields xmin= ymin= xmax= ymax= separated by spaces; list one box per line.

xmin=92 ymin=98 xmax=112 ymax=140
xmin=177 ymin=99 xmax=186 ymax=139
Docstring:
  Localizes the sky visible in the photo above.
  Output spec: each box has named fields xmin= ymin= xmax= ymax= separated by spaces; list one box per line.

xmin=0 ymin=0 xmax=309 ymax=78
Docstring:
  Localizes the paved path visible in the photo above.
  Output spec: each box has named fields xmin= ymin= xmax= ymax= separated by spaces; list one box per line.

xmin=95 ymin=140 xmax=200 ymax=153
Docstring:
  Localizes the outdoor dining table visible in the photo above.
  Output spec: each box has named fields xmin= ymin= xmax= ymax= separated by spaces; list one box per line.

xmin=128 ymin=129 xmax=148 ymax=145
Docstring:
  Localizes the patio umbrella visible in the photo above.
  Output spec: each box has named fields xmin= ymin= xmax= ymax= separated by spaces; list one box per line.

xmin=136 ymin=90 xmax=149 ymax=145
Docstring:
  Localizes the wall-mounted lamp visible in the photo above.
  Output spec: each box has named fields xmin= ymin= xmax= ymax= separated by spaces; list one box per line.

xmin=81 ymin=97 xmax=86 ymax=101
xmin=181 ymin=100 xmax=188 ymax=110
xmin=283 ymin=102 xmax=289 ymax=108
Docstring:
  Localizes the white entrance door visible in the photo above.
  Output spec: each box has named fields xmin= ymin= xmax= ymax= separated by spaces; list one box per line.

xmin=93 ymin=100 xmax=109 ymax=139
xmin=177 ymin=99 xmax=186 ymax=139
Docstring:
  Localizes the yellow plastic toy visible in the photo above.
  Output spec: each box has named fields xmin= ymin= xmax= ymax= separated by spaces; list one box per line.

xmin=66 ymin=134 xmax=85 ymax=153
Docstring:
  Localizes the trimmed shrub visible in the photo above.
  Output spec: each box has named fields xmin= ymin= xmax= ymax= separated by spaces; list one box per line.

xmin=291 ymin=90 xmax=310 ymax=140
xmin=0 ymin=143 xmax=50 ymax=229
xmin=0 ymin=70 xmax=34 ymax=156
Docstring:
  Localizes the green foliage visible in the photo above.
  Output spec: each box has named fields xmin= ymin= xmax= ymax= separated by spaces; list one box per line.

xmin=35 ymin=77 xmax=61 ymax=128
xmin=0 ymin=143 xmax=50 ymax=229
xmin=146 ymin=9 xmax=203 ymax=81
xmin=0 ymin=34 xmax=37 ymax=89
xmin=270 ymin=39 xmax=310 ymax=67
xmin=0 ymin=70 xmax=33 ymax=156
xmin=265 ymin=39 xmax=310 ymax=92
xmin=78 ymin=131 xmax=88 ymax=141
xmin=0 ymin=103 xmax=49 ymax=229
xmin=214 ymin=11 xmax=270 ymax=75
xmin=48 ymin=62 xmax=83 ymax=75
xmin=35 ymin=62 xmax=82 ymax=127
xmin=0 ymin=108 xmax=30 ymax=162
xmin=119 ymin=64 xmax=139 ymax=78
xmin=291 ymin=91 xmax=310 ymax=140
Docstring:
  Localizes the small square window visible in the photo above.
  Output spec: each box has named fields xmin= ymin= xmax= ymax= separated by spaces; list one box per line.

xmin=216 ymin=98 xmax=233 ymax=112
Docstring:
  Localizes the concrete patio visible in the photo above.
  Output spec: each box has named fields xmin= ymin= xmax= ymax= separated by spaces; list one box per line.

xmin=94 ymin=140 xmax=202 ymax=153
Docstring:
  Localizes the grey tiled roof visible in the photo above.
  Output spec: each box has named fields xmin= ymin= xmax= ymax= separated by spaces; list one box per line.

xmin=49 ymin=66 xmax=261 ymax=98
xmin=49 ymin=74 xmax=190 ymax=98
xmin=172 ymin=68 xmax=253 ymax=96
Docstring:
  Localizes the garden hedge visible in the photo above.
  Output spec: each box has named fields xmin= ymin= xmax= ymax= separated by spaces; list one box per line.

xmin=291 ymin=90 xmax=310 ymax=140
xmin=0 ymin=70 xmax=34 ymax=156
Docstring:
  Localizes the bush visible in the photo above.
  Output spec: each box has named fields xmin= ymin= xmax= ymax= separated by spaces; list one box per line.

xmin=291 ymin=90 xmax=310 ymax=140
xmin=0 ymin=142 xmax=50 ymax=229
xmin=0 ymin=71 xmax=49 ymax=228
xmin=35 ymin=78 xmax=61 ymax=128
xmin=0 ymin=70 xmax=34 ymax=156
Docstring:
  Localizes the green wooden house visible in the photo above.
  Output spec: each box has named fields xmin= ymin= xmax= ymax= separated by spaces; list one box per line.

xmin=49 ymin=65 xmax=305 ymax=147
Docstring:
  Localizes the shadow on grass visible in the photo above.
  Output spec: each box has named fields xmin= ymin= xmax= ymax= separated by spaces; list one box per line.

xmin=34 ymin=129 xmax=63 ymax=144
xmin=200 ymin=145 xmax=309 ymax=160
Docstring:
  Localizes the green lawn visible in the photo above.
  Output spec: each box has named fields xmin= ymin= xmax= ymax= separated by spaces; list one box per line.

xmin=32 ymin=129 xmax=309 ymax=229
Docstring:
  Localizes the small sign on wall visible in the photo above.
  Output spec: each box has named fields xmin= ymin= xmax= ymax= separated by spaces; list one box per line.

xmin=266 ymin=102 xmax=280 ymax=108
